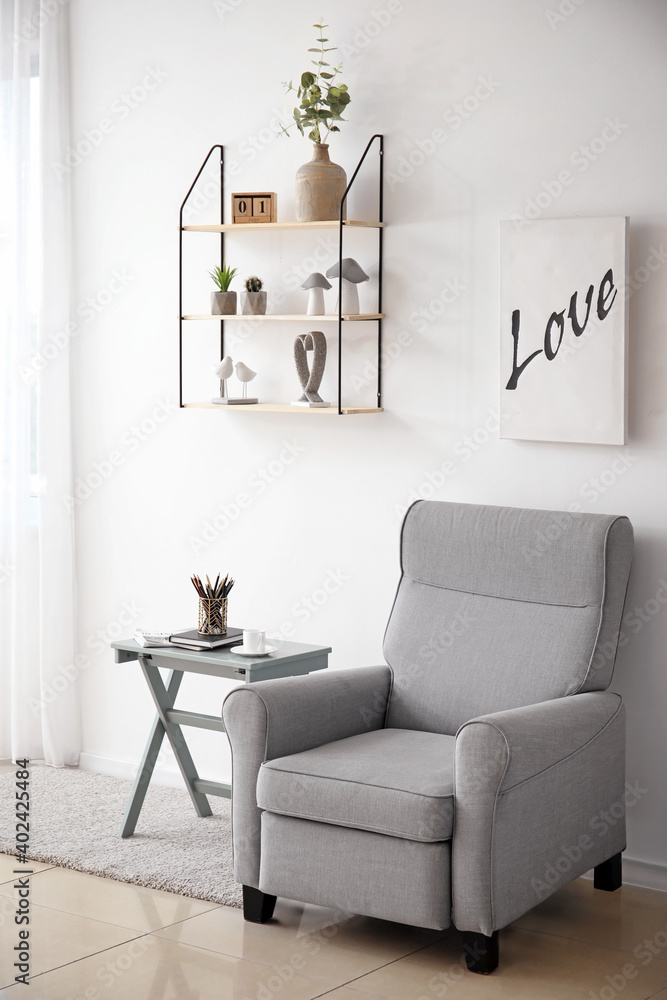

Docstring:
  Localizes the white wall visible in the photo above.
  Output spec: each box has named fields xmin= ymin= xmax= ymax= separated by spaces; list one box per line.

xmin=67 ymin=0 xmax=667 ymax=876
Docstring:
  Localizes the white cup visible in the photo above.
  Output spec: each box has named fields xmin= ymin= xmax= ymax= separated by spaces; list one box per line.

xmin=243 ymin=629 xmax=266 ymax=654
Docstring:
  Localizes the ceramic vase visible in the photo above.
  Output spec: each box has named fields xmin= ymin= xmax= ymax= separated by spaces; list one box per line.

xmin=295 ymin=144 xmax=347 ymax=223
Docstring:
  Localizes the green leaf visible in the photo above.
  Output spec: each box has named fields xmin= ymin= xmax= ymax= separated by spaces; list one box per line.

xmin=284 ymin=23 xmax=350 ymax=141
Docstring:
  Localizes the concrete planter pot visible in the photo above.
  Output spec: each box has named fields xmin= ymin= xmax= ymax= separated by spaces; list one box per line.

xmin=211 ymin=291 xmax=237 ymax=315
xmin=241 ymin=291 xmax=267 ymax=315
xmin=295 ymin=143 xmax=347 ymax=223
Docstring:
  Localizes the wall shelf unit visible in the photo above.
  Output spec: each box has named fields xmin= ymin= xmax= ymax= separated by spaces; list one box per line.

xmin=178 ymin=135 xmax=384 ymax=415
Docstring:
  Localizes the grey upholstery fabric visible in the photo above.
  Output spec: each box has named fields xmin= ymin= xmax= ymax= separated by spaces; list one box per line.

xmin=222 ymin=500 xmax=633 ymax=938
xmin=452 ymin=692 xmax=626 ymax=936
xmin=259 ymin=812 xmax=452 ymax=930
xmin=222 ymin=665 xmax=392 ymax=886
xmin=385 ymin=502 xmax=633 ymax=734
xmin=257 ymin=728 xmax=456 ymax=842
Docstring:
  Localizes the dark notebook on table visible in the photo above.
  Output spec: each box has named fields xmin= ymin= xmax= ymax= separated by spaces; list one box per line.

xmin=169 ymin=627 xmax=243 ymax=650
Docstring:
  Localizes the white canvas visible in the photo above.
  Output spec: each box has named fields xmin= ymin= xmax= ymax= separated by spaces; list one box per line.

xmin=500 ymin=217 xmax=628 ymax=445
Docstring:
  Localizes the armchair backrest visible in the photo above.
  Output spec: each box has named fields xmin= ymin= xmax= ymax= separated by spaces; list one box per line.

xmin=383 ymin=501 xmax=633 ymax=735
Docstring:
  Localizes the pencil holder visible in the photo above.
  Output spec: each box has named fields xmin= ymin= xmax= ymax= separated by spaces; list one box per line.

xmin=198 ymin=597 xmax=228 ymax=635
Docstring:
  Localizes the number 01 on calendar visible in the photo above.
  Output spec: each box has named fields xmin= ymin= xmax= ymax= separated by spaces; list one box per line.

xmin=232 ymin=192 xmax=277 ymax=224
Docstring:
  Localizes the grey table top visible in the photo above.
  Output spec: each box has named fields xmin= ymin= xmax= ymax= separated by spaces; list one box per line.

xmin=111 ymin=637 xmax=332 ymax=680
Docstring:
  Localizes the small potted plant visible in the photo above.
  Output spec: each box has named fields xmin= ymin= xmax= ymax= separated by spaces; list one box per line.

xmin=210 ymin=264 xmax=238 ymax=315
xmin=241 ymin=276 xmax=267 ymax=316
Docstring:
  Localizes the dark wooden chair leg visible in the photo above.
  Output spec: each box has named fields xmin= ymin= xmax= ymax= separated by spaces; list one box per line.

xmin=594 ymin=852 xmax=622 ymax=891
xmin=242 ymin=885 xmax=277 ymax=923
xmin=461 ymin=930 xmax=499 ymax=974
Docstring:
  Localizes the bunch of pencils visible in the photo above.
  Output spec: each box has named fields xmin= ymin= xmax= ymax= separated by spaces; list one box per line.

xmin=191 ymin=573 xmax=234 ymax=600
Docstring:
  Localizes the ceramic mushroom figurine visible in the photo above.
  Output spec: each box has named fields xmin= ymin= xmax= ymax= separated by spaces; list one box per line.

xmin=301 ymin=272 xmax=332 ymax=315
xmin=325 ymin=258 xmax=369 ymax=316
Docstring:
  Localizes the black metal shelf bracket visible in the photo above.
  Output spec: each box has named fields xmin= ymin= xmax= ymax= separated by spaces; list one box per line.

xmin=337 ymin=134 xmax=384 ymax=414
xmin=179 ymin=145 xmax=225 ymax=408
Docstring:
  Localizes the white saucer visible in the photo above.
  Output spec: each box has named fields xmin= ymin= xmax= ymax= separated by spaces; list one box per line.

xmin=230 ymin=644 xmax=277 ymax=657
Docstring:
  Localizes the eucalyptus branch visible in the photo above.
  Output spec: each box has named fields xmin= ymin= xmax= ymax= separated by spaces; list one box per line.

xmin=281 ymin=22 xmax=351 ymax=144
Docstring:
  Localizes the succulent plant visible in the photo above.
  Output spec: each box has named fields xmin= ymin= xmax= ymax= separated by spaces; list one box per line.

xmin=245 ymin=276 xmax=263 ymax=293
xmin=209 ymin=265 xmax=238 ymax=292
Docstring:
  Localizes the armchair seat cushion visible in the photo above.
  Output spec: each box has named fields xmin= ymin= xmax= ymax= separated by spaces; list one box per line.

xmin=256 ymin=728 xmax=455 ymax=842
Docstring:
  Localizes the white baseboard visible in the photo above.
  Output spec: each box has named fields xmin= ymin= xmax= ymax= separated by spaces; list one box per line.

xmin=580 ymin=857 xmax=667 ymax=893
xmin=78 ymin=752 xmax=189 ymax=790
xmin=620 ymin=857 xmax=667 ymax=892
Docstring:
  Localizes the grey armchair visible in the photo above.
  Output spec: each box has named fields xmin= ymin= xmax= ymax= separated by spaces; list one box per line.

xmin=222 ymin=501 xmax=633 ymax=974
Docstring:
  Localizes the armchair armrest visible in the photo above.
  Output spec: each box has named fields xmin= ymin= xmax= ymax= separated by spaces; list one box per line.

xmin=453 ymin=691 xmax=626 ymax=936
xmin=222 ymin=665 xmax=392 ymax=886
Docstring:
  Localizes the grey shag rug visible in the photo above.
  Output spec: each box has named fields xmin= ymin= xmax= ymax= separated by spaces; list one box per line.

xmin=0 ymin=768 xmax=241 ymax=907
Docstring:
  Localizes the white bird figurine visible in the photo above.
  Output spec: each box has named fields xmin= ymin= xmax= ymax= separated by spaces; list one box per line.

xmin=235 ymin=361 xmax=257 ymax=400
xmin=213 ymin=355 xmax=233 ymax=399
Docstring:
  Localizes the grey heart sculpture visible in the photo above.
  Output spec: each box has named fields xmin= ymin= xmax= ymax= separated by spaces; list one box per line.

xmin=293 ymin=330 xmax=328 ymax=405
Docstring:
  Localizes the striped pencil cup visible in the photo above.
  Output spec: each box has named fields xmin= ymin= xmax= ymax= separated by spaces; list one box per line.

xmin=197 ymin=597 xmax=228 ymax=635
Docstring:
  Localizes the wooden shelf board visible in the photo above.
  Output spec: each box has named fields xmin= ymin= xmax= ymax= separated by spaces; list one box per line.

xmin=182 ymin=220 xmax=384 ymax=232
xmin=183 ymin=403 xmax=383 ymax=415
xmin=182 ymin=313 xmax=384 ymax=322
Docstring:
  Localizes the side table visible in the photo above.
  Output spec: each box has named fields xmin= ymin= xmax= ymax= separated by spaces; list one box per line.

xmin=111 ymin=638 xmax=330 ymax=837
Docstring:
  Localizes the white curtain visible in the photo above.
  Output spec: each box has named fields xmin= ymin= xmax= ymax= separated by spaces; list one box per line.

xmin=0 ymin=0 xmax=79 ymax=765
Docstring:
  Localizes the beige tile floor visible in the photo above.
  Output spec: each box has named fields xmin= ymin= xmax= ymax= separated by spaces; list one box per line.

xmin=0 ymin=863 xmax=665 ymax=999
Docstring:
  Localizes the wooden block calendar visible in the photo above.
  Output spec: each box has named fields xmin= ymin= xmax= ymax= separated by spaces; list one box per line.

xmin=232 ymin=192 xmax=277 ymax=224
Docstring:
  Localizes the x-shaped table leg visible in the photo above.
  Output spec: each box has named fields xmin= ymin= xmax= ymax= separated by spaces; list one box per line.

xmin=119 ymin=657 xmax=212 ymax=837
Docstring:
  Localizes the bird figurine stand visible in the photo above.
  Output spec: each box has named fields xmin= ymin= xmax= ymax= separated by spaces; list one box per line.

xmin=211 ymin=356 xmax=258 ymax=404
xmin=211 ymin=356 xmax=233 ymax=403
xmin=292 ymin=330 xmax=330 ymax=407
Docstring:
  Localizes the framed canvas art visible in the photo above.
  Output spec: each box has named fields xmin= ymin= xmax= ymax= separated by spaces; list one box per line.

xmin=500 ymin=217 xmax=628 ymax=445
